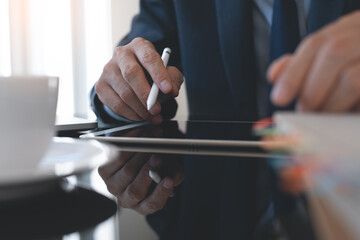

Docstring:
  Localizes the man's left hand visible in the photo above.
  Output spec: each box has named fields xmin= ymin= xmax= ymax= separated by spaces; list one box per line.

xmin=268 ymin=11 xmax=360 ymax=112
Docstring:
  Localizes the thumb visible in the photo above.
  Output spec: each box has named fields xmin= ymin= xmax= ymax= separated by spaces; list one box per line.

xmin=167 ymin=66 xmax=184 ymax=97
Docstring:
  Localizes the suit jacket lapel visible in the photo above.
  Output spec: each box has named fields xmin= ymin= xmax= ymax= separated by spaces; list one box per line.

xmin=214 ymin=0 xmax=258 ymax=121
xmin=308 ymin=0 xmax=347 ymax=33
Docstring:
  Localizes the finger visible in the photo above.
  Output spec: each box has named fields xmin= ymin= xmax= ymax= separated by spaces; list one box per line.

xmin=299 ymin=31 xmax=360 ymax=111
xmin=167 ymin=66 xmax=184 ymax=97
xmin=150 ymin=114 xmax=163 ymax=125
xmin=320 ymin=11 xmax=360 ymax=37
xmin=130 ymin=38 xmax=173 ymax=95
xmin=319 ymin=62 xmax=360 ymax=112
xmin=267 ymin=54 xmax=292 ymax=84
xmin=270 ymin=33 xmax=323 ymax=107
xmin=135 ymin=177 xmax=174 ymax=215
xmin=95 ymin=81 xmax=141 ymax=121
xmin=356 ymin=104 xmax=360 ymax=112
xmin=110 ymin=65 xmax=161 ymax=119
xmin=114 ymin=48 xmax=163 ymax=119
xmin=162 ymin=156 xmax=184 ymax=186
xmin=171 ymin=169 xmax=185 ymax=187
xmin=154 ymin=67 xmax=183 ymax=107
xmin=272 ymin=12 xmax=360 ymax=108
xmin=98 ymin=151 xmax=134 ymax=180
xmin=110 ymin=76 xmax=162 ymax=124
xmin=110 ymin=153 xmax=150 ymax=198
xmin=122 ymin=156 xmax=163 ymax=208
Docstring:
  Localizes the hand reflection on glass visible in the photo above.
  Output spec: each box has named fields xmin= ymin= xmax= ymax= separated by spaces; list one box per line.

xmin=99 ymin=152 xmax=184 ymax=215
xmin=98 ymin=124 xmax=184 ymax=215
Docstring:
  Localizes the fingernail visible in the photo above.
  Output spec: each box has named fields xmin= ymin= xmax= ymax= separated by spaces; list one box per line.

xmin=149 ymin=157 xmax=161 ymax=168
xmin=160 ymin=80 xmax=172 ymax=93
xmin=163 ymin=178 xmax=173 ymax=189
xmin=271 ymin=84 xmax=286 ymax=104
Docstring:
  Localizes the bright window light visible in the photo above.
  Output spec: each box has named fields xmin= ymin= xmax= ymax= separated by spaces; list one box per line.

xmin=4 ymin=0 xmax=112 ymax=118
xmin=84 ymin=0 xmax=113 ymax=118
xmin=84 ymin=0 xmax=113 ymax=92
xmin=0 ymin=0 xmax=12 ymax=77
xmin=27 ymin=0 xmax=74 ymax=116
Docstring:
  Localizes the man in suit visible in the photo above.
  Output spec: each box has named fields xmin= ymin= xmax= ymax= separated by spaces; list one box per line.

xmin=92 ymin=0 xmax=360 ymax=238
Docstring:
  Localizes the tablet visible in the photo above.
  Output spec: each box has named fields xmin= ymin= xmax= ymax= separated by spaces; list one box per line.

xmin=56 ymin=115 xmax=98 ymax=131
xmin=80 ymin=120 xmax=270 ymax=150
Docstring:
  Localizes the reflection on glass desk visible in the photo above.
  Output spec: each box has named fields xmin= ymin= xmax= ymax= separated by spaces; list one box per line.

xmin=3 ymin=120 xmax=320 ymax=240
xmin=92 ymin=120 xmax=316 ymax=240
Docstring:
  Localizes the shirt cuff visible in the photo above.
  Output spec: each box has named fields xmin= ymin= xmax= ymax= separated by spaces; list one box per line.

xmin=103 ymin=105 xmax=134 ymax=123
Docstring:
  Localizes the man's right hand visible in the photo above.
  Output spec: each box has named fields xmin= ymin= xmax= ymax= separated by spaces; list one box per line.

xmin=95 ymin=37 xmax=184 ymax=124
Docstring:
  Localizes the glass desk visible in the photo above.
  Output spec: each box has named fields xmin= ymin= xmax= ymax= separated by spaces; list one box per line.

xmin=2 ymin=120 xmax=325 ymax=239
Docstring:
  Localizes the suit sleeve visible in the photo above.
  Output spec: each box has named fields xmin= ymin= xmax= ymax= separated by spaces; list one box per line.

xmin=91 ymin=0 xmax=181 ymax=124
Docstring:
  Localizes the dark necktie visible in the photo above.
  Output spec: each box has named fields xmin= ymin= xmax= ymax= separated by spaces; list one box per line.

xmin=268 ymin=0 xmax=301 ymax=115
xmin=269 ymin=0 xmax=302 ymax=217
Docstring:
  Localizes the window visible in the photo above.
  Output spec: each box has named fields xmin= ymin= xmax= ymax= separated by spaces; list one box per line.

xmin=0 ymin=0 xmax=11 ymax=77
xmin=0 ymin=0 xmax=113 ymax=118
xmin=0 ymin=0 xmax=187 ymax=121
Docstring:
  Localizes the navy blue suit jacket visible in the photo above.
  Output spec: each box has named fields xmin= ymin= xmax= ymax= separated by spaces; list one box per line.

xmin=91 ymin=1 xmax=360 ymax=239
xmin=92 ymin=0 xmax=360 ymax=123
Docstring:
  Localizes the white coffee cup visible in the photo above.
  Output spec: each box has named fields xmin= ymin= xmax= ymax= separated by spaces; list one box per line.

xmin=0 ymin=76 xmax=58 ymax=175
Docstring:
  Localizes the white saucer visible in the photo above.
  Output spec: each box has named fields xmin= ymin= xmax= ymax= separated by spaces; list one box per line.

xmin=0 ymin=137 xmax=117 ymax=187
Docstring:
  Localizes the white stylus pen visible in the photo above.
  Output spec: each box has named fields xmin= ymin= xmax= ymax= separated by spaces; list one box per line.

xmin=149 ymin=170 xmax=175 ymax=197
xmin=147 ymin=48 xmax=172 ymax=111
xmin=149 ymin=170 xmax=162 ymax=184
